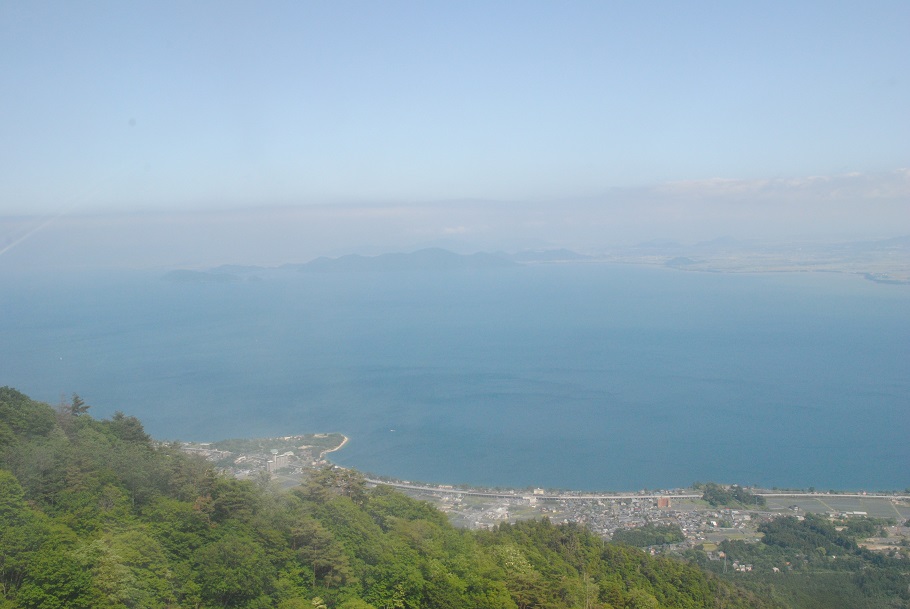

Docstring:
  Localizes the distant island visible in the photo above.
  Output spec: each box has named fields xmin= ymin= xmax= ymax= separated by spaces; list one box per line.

xmin=296 ymin=248 xmax=517 ymax=272
xmin=623 ymin=235 xmax=910 ymax=283
xmin=163 ymin=237 xmax=910 ymax=284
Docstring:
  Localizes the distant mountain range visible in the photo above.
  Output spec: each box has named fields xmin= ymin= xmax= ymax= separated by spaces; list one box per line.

xmin=164 ymin=248 xmax=589 ymax=281
xmin=163 ymin=269 xmax=245 ymax=283
xmin=163 ymin=237 xmax=909 ymax=283
xmin=296 ymin=248 xmax=517 ymax=272
xmin=508 ymin=248 xmax=592 ymax=263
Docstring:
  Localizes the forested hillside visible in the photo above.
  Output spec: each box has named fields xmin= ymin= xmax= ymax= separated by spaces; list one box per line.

xmin=0 ymin=387 xmax=773 ymax=608
xmin=687 ymin=513 xmax=910 ymax=609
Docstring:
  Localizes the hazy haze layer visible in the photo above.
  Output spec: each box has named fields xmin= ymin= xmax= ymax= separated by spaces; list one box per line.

xmin=1 ymin=2 xmax=908 ymax=270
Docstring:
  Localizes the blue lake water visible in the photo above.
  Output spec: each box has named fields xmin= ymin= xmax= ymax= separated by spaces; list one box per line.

xmin=1 ymin=264 xmax=908 ymax=491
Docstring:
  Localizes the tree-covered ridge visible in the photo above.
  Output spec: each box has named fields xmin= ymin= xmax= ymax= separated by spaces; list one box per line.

xmin=686 ymin=513 xmax=910 ymax=609
xmin=0 ymin=387 xmax=774 ymax=608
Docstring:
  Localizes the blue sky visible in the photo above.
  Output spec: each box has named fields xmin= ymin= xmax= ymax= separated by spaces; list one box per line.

xmin=1 ymin=1 xmax=908 ymax=266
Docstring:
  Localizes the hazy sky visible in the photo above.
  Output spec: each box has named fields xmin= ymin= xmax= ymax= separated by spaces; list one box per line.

xmin=1 ymin=1 xmax=908 ymax=267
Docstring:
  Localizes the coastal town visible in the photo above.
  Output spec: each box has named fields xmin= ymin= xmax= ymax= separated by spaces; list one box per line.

xmin=179 ymin=432 xmax=349 ymax=478
xmin=375 ymin=479 xmax=910 ymax=555
xmin=179 ymin=433 xmax=910 ymax=558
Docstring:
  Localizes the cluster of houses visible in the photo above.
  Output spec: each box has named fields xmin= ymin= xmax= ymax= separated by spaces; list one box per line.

xmin=180 ymin=441 xmax=334 ymax=480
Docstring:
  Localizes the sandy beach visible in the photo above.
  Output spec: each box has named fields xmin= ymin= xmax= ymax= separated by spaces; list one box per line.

xmin=320 ymin=434 xmax=349 ymax=459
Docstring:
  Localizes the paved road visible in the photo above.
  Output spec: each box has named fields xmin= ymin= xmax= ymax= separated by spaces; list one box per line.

xmin=366 ymin=479 xmax=910 ymax=503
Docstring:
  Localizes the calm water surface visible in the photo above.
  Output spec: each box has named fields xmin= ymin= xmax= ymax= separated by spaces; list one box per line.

xmin=2 ymin=264 xmax=907 ymax=491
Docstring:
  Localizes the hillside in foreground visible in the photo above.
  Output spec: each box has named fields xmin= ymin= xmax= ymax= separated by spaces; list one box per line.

xmin=0 ymin=386 xmax=778 ymax=609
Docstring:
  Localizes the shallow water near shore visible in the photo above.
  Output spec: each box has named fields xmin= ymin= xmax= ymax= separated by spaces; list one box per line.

xmin=2 ymin=263 xmax=908 ymax=491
